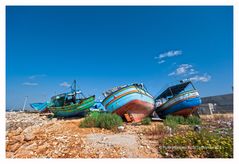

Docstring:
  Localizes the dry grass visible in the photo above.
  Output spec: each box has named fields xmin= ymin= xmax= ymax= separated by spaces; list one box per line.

xmin=142 ymin=123 xmax=168 ymax=140
xmin=201 ymin=114 xmax=233 ymax=121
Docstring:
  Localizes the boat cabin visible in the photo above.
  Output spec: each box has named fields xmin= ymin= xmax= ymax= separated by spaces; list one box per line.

xmin=155 ymin=80 xmax=197 ymax=106
xmin=51 ymin=90 xmax=83 ymax=107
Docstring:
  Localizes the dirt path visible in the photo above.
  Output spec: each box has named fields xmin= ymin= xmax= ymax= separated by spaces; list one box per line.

xmin=85 ymin=134 xmax=139 ymax=158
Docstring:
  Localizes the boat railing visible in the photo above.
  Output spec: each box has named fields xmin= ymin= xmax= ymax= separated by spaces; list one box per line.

xmin=154 ymin=81 xmax=179 ymax=99
xmin=102 ymin=84 xmax=128 ymax=97
xmin=154 ymin=80 xmax=194 ymax=99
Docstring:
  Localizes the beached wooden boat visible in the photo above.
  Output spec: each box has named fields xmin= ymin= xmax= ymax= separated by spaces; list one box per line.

xmin=155 ymin=80 xmax=202 ymax=118
xmin=48 ymin=80 xmax=95 ymax=117
xmin=31 ymin=80 xmax=95 ymax=117
xmin=49 ymin=95 xmax=95 ymax=117
xmin=102 ymin=83 xmax=155 ymax=122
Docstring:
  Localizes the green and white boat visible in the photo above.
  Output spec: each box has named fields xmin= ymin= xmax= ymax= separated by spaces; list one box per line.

xmin=49 ymin=80 xmax=95 ymax=117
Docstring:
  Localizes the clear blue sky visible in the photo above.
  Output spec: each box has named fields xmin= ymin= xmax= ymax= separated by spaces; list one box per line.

xmin=6 ymin=6 xmax=233 ymax=109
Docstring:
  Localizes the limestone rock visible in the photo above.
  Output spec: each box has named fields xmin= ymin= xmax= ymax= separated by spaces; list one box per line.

xmin=7 ymin=134 xmax=24 ymax=145
xmin=117 ymin=126 xmax=124 ymax=132
xmin=23 ymin=125 xmax=40 ymax=141
xmin=6 ymin=142 xmax=22 ymax=152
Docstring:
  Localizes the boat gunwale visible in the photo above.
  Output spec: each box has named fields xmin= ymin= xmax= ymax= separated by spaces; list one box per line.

xmin=156 ymin=89 xmax=200 ymax=111
xmin=105 ymin=89 xmax=154 ymax=109
xmin=102 ymin=85 xmax=153 ymax=104
xmin=50 ymin=101 xmax=94 ymax=113
xmin=49 ymin=95 xmax=95 ymax=111
xmin=102 ymin=85 xmax=136 ymax=104
xmin=157 ymin=95 xmax=200 ymax=113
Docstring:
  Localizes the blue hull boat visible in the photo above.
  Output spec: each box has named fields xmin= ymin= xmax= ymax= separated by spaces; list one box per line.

xmin=155 ymin=80 xmax=202 ymax=117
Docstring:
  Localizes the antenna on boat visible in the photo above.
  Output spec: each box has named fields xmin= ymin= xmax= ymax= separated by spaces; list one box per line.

xmin=190 ymin=81 xmax=196 ymax=90
xmin=73 ymin=80 xmax=77 ymax=96
xmin=22 ymin=96 xmax=28 ymax=112
xmin=42 ymin=94 xmax=47 ymax=101
xmin=74 ymin=80 xmax=86 ymax=98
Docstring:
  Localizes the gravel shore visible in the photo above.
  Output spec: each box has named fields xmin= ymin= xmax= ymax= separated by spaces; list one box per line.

xmin=5 ymin=112 xmax=233 ymax=158
xmin=6 ymin=112 xmax=160 ymax=158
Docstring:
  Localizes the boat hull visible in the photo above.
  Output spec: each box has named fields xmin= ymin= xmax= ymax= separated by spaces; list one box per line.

xmin=113 ymin=99 xmax=154 ymax=122
xmin=30 ymin=102 xmax=50 ymax=113
xmin=156 ymin=91 xmax=201 ymax=117
xmin=102 ymin=85 xmax=154 ymax=122
xmin=49 ymin=96 xmax=95 ymax=117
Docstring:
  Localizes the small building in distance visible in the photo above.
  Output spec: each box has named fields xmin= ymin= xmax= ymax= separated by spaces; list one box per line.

xmin=198 ymin=93 xmax=233 ymax=114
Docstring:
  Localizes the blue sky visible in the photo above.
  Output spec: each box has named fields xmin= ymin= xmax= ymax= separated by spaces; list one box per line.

xmin=6 ymin=6 xmax=233 ymax=109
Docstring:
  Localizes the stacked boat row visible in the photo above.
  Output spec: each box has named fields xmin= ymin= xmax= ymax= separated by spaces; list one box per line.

xmin=30 ymin=80 xmax=202 ymax=122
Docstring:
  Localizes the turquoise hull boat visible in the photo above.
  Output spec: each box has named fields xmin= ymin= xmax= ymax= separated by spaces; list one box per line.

xmin=30 ymin=102 xmax=51 ymax=112
xmin=102 ymin=83 xmax=154 ymax=122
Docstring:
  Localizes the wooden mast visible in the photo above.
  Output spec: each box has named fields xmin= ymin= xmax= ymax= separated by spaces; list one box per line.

xmin=74 ymin=80 xmax=76 ymax=96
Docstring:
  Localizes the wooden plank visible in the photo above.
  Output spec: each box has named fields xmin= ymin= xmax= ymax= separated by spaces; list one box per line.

xmin=124 ymin=113 xmax=132 ymax=122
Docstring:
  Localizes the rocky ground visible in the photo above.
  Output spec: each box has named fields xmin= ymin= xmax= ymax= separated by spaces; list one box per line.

xmin=6 ymin=112 xmax=161 ymax=158
xmin=5 ymin=112 xmax=233 ymax=158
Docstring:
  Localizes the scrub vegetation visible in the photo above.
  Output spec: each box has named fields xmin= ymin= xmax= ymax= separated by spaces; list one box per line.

xmin=80 ymin=112 xmax=123 ymax=130
xmin=159 ymin=129 xmax=233 ymax=158
xmin=164 ymin=115 xmax=201 ymax=129
xmin=141 ymin=117 xmax=151 ymax=125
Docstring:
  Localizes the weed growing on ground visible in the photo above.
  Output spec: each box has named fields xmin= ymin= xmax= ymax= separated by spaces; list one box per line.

xmin=164 ymin=115 xmax=201 ymax=129
xmin=141 ymin=117 xmax=151 ymax=125
xmin=184 ymin=116 xmax=201 ymax=125
xmin=143 ymin=124 xmax=168 ymax=140
xmin=80 ymin=112 xmax=123 ymax=130
xmin=164 ymin=115 xmax=180 ymax=129
xmin=159 ymin=129 xmax=233 ymax=158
